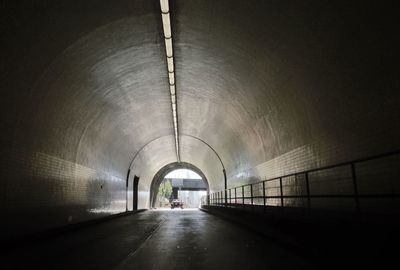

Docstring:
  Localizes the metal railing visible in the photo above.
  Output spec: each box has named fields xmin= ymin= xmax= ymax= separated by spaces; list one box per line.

xmin=201 ymin=150 xmax=400 ymax=213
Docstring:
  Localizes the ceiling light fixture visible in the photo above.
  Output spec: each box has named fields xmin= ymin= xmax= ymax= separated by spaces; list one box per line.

xmin=167 ymin=57 xmax=174 ymax=72
xmin=160 ymin=0 xmax=180 ymax=162
xmin=169 ymin=72 xmax=175 ymax=85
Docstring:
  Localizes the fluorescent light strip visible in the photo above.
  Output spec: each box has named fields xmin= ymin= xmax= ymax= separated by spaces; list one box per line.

xmin=165 ymin=38 xmax=173 ymax=57
xmin=167 ymin=57 xmax=174 ymax=72
xmin=162 ymin=13 xmax=171 ymax=38
xmin=160 ymin=0 xmax=180 ymax=162
xmin=170 ymin=85 xmax=175 ymax=95
xmin=160 ymin=0 xmax=169 ymax=13
xmin=169 ymin=72 xmax=175 ymax=85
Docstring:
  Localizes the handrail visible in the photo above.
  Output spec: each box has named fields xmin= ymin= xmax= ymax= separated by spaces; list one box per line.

xmin=201 ymin=149 xmax=400 ymax=213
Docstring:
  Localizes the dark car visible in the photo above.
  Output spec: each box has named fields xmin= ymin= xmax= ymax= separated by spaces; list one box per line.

xmin=171 ymin=199 xmax=184 ymax=209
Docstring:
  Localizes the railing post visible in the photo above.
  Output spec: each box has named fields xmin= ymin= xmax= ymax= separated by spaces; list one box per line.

xmin=234 ymin=187 xmax=237 ymax=205
xmin=262 ymin=181 xmax=266 ymax=212
xmin=305 ymin=172 xmax=311 ymax=209
xmin=223 ymin=169 xmax=228 ymax=205
xmin=351 ymin=163 xmax=361 ymax=212
xmin=279 ymin=177 xmax=284 ymax=207
xmin=242 ymin=185 xmax=245 ymax=206
xmin=229 ymin=189 xmax=231 ymax=206
xmin=250 ymin=184 xmax=254 ymax=208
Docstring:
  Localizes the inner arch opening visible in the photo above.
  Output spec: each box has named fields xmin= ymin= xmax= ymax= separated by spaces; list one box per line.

xmin=150 ymin=162 xmax=209 ymax=209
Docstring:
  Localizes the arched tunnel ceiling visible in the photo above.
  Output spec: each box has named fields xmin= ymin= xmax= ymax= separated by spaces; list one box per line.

xmin=2 ymin=0 xmax=399 ymax=204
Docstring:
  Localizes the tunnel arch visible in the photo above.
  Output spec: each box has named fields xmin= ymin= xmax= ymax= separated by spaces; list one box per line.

xmin=127 ymin=134 xmax=225 ymax=194
xmin=149 ymin=162 xmax=209 ymax=208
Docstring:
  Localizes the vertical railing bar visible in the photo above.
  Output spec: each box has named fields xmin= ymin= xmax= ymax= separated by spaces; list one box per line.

xmin=242 ymin=185 xmax=245 ymax=206
xmin=279 ymin=177 xmax=284 ymax=207
xmin=228 ymin=189 xmax=231 ymax=207
xmin=250 ymin=183 xmax=254 ymax=209
xmin=262 ymin=181 xmax=266 ymax=212
xmin=305 ymin=172 xmax=311 ymax=209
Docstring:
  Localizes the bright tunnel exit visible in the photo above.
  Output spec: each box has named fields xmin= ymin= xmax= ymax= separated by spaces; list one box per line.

xmin=156 ymin=169 xmax=208 ymax=209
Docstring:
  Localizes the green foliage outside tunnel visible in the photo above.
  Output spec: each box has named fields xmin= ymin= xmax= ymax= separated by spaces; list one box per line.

xmin=157 ymin=180 xmax=172 ymax=207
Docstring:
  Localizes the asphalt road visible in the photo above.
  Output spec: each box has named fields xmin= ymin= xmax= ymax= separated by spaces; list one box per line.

xmin=3 ymin=209 xmax=312 ymax=270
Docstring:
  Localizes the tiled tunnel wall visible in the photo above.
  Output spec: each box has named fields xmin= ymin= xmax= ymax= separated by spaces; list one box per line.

xmin=1 ymin=146 xmax=127 ymax=238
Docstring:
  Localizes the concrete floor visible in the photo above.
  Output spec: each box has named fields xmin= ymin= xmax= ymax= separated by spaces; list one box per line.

xmin=3 ymin=209 xmax=313 ymax=269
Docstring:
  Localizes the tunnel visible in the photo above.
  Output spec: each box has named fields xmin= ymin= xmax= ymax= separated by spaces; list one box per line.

xmin=149 ymin=162 xmax=209 ymax=208
xmin=1 ymin=0 xmax=400 ymax=269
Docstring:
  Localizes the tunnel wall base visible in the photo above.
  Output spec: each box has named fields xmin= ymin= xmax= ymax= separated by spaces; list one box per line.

xmin=0 ymin=209 xmax=146 ymax=249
